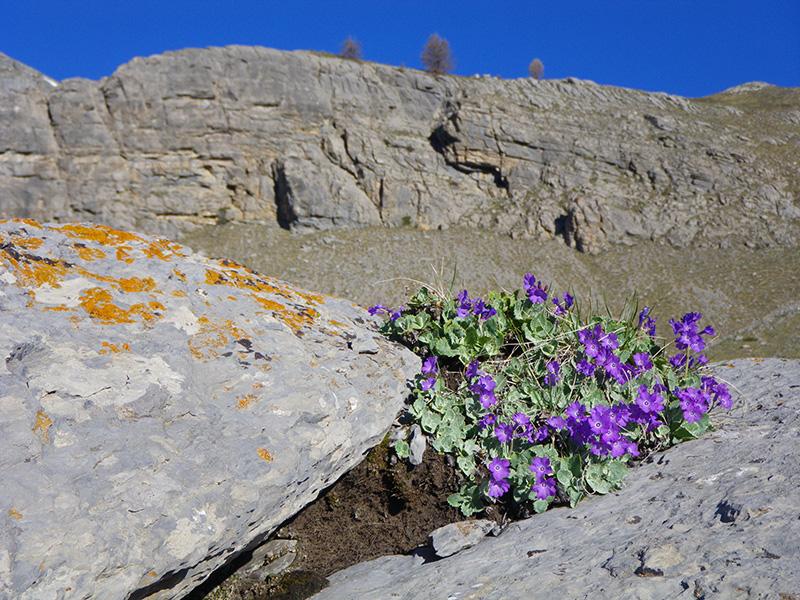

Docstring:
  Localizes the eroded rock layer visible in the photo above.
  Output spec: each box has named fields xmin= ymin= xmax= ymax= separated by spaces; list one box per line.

xmin=1 ymin=48 xmax=798 ymax=252
xmin=0 ymin=218 xmax=417 ymax=599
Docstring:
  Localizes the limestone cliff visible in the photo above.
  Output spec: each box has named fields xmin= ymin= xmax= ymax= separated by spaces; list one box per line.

xmin=1 ymin=46 xmax=798 ymax=252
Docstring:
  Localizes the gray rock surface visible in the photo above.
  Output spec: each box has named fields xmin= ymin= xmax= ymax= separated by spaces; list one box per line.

xmin=239 ymin=539 xmax=298 ymax=581
xmin=429 ymin=520 xmax=496 ymax=559
xmin=0 ymin=218 xmax=418 ymax=599
xmin=1 ymin=47 xmax=798 ymax=251
xmin=313 ymin=358 xmax=800 ymax=600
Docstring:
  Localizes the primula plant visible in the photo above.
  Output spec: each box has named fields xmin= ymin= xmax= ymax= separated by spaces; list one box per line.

xmin=370 ymin=274 xmax=732 ymax=517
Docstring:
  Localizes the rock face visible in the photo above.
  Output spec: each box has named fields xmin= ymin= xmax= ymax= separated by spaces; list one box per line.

xmin=0 ymin=219 xmax=418 ymax=599
xmin=1 ymin=47 xmax=798 ymax=252
xmin=314 ymin=359 xmax=800 ymax=600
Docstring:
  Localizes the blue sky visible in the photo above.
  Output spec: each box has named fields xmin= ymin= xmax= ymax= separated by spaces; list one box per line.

xmin=3 ymin=0 xmax=798 ymax=97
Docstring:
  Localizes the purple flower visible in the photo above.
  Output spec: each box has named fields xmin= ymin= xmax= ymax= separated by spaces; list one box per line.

xmin=529 ymin=456 xmax=553 ymax=481
xmin=543 ymin=360 xmax=561 ymax=386
xmin=611 ymin=404 xmax=633 ymax=427
xmin=488 ymin=457 xmax=511 ymax=481
xmin=512 ymin=412 xmax=531 ymax=428
xmin=523 ymin=273 xmax=548 ymax=304
xmin=670 ymin=312 xmax=714 ymax=354
xmin=494 ymin=422 xmax=515 ymax=444
xmin=478 ymin=413 xmax=496 ymax=430
xmin=472 ymin=298 xmax=497 ymax=321
xmin=487 ymin=477 xmax=510 ymax=498
xmin=552 ymin=293 xmax=573 ymax=316
xmin=479 ymin=392 xmax=498 ymax=409
xmin=389 ymin=307 xmax=404 ymax=322
xmin=531 ymin=478 xmax=557 ymax=500
xmin=702 ymin=376 xmax=733 ymax=410
xmin=368 ymin=304 xmax=387 ymax=316
xmin=547 ymin=415 xmax=567 ymax=430
xmin=633 ymin=353 xmax=653 ymax=372
xmin=420 ymin=377 xmax=436 ymax=391
xmin=675 ymin=386 xmax=711 ymax=423
xmin=471 ymin=373 xmax=498 ymax=409
xmin=589 ymin=406 xmax=613 ymax=434
xmin=638 ymin=307 xmax=657 ymax=337
xmin=456 ymin=289 xmax=472 ymax=318
xmin=635 ymin=385 xmax=665 ymax=414
xmin=599 ymin=332 xmax=619 ymax=351
xmin=465 ymin=360 xmax=481 ymax=380
xmin=576 ymin=358 xmax=596 ymax=377
xmin=421 ymin=356 xmax=439 ymax=375
xmin=565 ymin=401 xmax=586 ymax=420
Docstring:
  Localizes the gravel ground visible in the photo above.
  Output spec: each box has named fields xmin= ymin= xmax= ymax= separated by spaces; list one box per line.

xmin=183 ymin=224 xmax=800 ymax=361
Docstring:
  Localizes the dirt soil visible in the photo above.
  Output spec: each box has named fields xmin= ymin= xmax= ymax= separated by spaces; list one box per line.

xmin=189 ymin=439 xmax=470 ymax=600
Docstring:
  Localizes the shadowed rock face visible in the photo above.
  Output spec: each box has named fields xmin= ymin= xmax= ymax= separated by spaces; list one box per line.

xmin=0 ymin=219 xmax=418 ymax=599
xmin=313 ymin=358 xmax=800 ymax=600
xmin=1 ymin=47 xmax=798 ymax=252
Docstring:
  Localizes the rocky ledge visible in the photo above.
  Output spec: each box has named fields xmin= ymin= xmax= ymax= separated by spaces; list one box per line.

xmin=314 ymin=358 xmax=800 ymax=600
xmin=0 ymin=219 xmax=417 ymax=599
xmin=1 ymin=47 xmax=798 ymax=252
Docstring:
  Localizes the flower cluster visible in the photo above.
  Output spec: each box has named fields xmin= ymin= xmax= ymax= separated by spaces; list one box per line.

xmin=368 ymin=304 xmax=404 ymax=321
xmin=374 ymin=272 xmax=731 ymax=517
xmin=523 ymin=273 xmax=548 ymax=304
xmin=529 ymin=457 xmax=557 ymax=500
xmin=552 ymin=293 xmax=574 ymax=316
xmin=638 ymin=307 xmax=657 ymax=337
xmin=487 ymin=457 xmax=511 ymax=498
xmin=675 ymin=376 xmax=732 ymax=422
xmin=419 ymin=355 xmax=439 ymax=391
xmin=668 ymin=312 xmax=715 ymax=369
xmin=455 ymin=290 xmax=497 ymax=321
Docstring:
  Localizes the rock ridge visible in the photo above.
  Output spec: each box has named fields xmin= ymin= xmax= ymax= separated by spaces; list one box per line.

xmin=1 ymin=47 xmax=798 ymax=252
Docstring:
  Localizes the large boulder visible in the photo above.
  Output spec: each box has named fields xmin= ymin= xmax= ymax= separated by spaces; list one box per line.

xmin=0 ymin=219 xmax=418 ymax=599
xmin=314 ymin=358 xmax=800 ymax=599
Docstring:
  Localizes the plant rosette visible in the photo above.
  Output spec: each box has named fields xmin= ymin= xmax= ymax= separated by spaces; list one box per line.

xmin=371 ymin=274 xmax=731 ymax=517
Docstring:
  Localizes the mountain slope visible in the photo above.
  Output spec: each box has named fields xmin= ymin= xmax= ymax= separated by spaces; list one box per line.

xmin=0 ymin=46 xmax=798 ymax=252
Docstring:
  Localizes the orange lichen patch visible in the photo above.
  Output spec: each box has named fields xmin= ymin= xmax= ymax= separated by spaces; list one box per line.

xmin=57 ymin=223 xmax=143 ymax=247
xmin=0 ymin=218 xmax=42 ymax=228
xmin=72 ymin=244 xmax=106 ymax=261
xmin=236 ymin=394 xmax=258 ymax=410
xmin=147 ymin=571 xmax=158 ymax=578
xmin=13 ymin=236 xmax=44 ymax=250
xmin=171 ymin=290 xmax=187 ymax=298
xmin=188 ymin=316 xmax=249 ymax=361
xmin=33 ymin=410 xmax=53 ymax=443
xmin=79 ymin=287 xmax=165 ymax=325
xmin=116 ymin=276 xmax=157 ymax=293
xmin=8 ymin=508 xmax=23 ymax=520
xmin=142 ymin=239 xmax=185 ymax=261
xmin=43 ymin=305 xmax=72 ymax=312
xmin=0 ymin=246 xmax=70 ymax=288
xmin=99 ymin=341 xmax=131 ymax=354
xmin=253 ymin=297 xmax=285 ymax=312
xmin=228 ymin=295 xmax=237 ymax=301
xmin=257 ymin=448 xmax=273 ymax=463
xmin=205 ymin=265 xmax=325 ymax=334
xmin=115 ymin=247 xmax=134 ymax=264
xmin=329 ymin=320 xmax=347 ymax=328
xmin=172 ymin=269 xmax=187 ymax=282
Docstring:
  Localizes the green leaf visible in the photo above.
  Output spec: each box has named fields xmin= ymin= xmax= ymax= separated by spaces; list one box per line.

xmin=393 ymin=439 xmax=410 ymax=459
xmin=585 ymin=463 xmax=612 ymax=494
xmin=420 ymin=410 xmax=442 ymax=433
xmin=533 ymin=499 xmax=550 ymax=513
xmin=456 ymin=454 xmax=475 ymax=476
